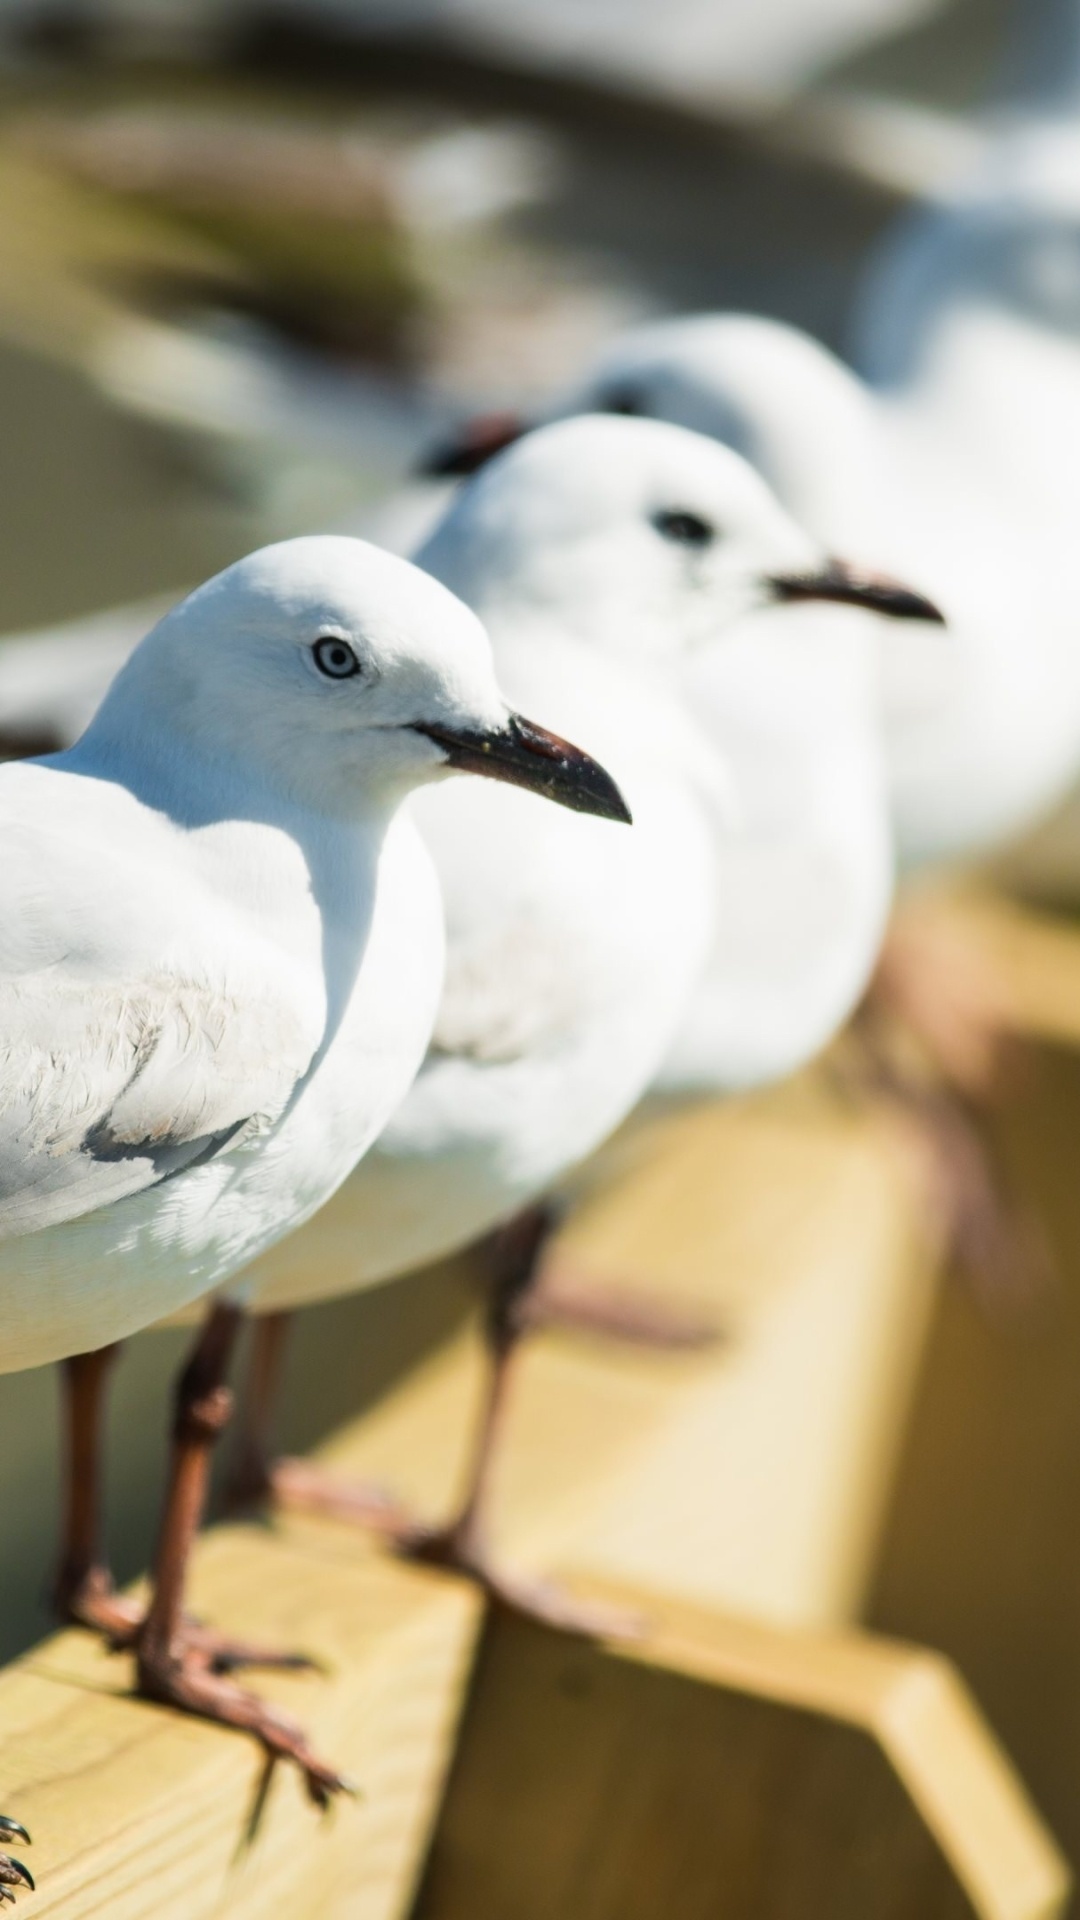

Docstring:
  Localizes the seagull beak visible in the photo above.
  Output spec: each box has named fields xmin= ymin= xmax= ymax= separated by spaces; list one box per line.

xmin=415 ymin=411 xmax=527 ymax=478
xmin=768 ymin=559 xmax=945 ymax=624
xmin=414 ymin=712 xmax=632 ymax=823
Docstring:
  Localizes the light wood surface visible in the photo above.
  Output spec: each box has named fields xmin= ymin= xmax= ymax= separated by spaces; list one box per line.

xmin=0 ymin=1069 xmax=1052 ymax=1916
xmin=0 ymin=1531 xmax=481 ymax=1920
xmin=416 ymin=1587 xmax=1069 ymax=1920
xmin=275 ymin=1078 xmax=941 ymax=1631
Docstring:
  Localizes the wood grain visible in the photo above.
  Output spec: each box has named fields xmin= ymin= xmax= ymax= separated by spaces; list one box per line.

xmin=0 ymin=1529 xmax=481 ymax=1920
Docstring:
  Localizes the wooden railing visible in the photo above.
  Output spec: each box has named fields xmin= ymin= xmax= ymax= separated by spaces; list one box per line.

xmin=0 ymin=887 xmax=1071 ymax=1918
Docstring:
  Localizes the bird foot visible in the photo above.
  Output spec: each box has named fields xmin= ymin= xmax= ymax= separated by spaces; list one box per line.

xmin=529 ymin=1270 xmax=724 ymax=1350
xmin=845 ymin=971 xmax=1052 ymax=1313
xmin=58 ymin=1565 xmax=319 ymax=1674
xmin=269 ymin=1458 xmax=642 ymax=1640
xmin=55 ymin=1564 xmax=143 ymax=1642
xmin=0 ymin=1821 xmax=33 ymax=1904
xmin=135 ymin=1638 xmax=352 ymax=1809
xmin=269 ymin=1456 xmax=418 ymax=1532
xmin=406 ymin=1526 xmax=645 ymax=1638
xmin=870 ymin=1067 xmax=1053 ymax=1314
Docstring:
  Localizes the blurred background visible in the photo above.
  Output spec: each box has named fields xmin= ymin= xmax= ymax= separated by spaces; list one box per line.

xmin=2 ymin=0 xmax=1080 ymax=1887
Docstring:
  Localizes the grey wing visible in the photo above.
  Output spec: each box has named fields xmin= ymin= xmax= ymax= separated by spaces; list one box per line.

xmin=0 ymin=972 xmax=315 ymax=1238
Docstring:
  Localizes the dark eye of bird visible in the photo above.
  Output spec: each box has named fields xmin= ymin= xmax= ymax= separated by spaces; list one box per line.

xmin=602 ymin=386 xmax=644 ymax=416
xmin=313 ymin=636 xmax=362 ymax=679
xmin=651 ymin=508 xmax=715 ymax=549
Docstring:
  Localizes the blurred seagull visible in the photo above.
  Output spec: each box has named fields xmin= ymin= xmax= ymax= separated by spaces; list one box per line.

xmin=850 ymin=37 xmax=1080 ymax=899
xmin=229 ymin=415 xmax=940 ymax=1619
xmin=0 ymin=533 xmax=627 ymax=1796
xmin=542 ymin=314 xmax=1080 ymax=874
xmin=473 ymin=311 xmax=1070 ymax=1299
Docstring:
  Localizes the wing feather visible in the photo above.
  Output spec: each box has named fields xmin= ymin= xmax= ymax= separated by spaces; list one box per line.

xmin=0 ymin=971 xmax=315 ymax=1236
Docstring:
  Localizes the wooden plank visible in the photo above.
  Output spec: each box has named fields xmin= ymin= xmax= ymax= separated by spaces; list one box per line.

xmin=540 ymin=1087 xmax=940 ymax=1625
xmin=0 ymin=1080 xmax=949 ymax=1914
xmin=0 ymin=1531 xmax=481 ymax=1920
xmin=868 ymin=1036 xmax=1080 ymax=1885
xmin=287 ymin=1080 xmax=940 ymax=1630
xmin=415 ymin=1587 xmax=1069 ymax=1920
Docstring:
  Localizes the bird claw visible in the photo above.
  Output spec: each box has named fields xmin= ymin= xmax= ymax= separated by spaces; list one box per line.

xmin=135 ymin=1642 xmax=350 ymax=1809
xmin=0 ymin=1838 xmax=34 ymax=1899
xmin=406 ymin=1526 xmax=646 ymax=1640
xmin=270 ymin=1459 xmax=643 ymax=1640
xmin=61 ymin=1568 xmax=318 ymax=1675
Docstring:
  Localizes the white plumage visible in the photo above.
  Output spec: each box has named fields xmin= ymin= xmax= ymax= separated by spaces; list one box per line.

xmin=248 ymin=414 xmax=900 ymax=1314
xmin=0 ymin=532 xmax=613 ymax=1369
xmin=558 ymin=309 xmax=1080 ymax=872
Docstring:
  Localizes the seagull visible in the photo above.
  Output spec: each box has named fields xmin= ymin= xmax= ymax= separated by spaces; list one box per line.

xmin=850 ymin=69 xmax=1080 ymax=897
xmin=0 ymin=421 xmax=937 ymax=1638
xmin=546 ymin=313 xmax=1080 ymax=873
xmin=225 ymin=414 xmax=940 ymax=1620
xmin=457 ymin=312 xmax=1062 ymax=1299
xmin=0 ymin=532 xmax=627 ymax=1798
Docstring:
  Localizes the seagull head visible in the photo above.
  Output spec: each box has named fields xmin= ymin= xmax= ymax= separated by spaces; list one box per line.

xmin=418 ymin=315 xmax=880 ymax=550
xmin=415 ymin=414 xmax=941 ymax=666
xmin=81 ymin=536 xmax=630 ymax=824
xmin=554 ymin=314 xmax=879 ymax=533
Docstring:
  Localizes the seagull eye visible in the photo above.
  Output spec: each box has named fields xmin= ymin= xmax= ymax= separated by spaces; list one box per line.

xmin=652 ymin=508 xmax=715 ymax=549
xmin=602 ymin=385 xmax=644 ymax=416
xmin=313 ymin=636 xmax=362 ymax=679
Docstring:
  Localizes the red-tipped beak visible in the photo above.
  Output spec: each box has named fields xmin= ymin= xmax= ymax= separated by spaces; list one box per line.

xmin=416 ymin=410 xmax=527 ymax=478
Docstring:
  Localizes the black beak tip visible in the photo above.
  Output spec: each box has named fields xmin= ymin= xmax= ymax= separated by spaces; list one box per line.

xmin=416 ymin=715 xmax=632 ymax=824
xmin=897 ymin=587 xmax=946 ymax=625
xmin=600 ymin=781 xmax=634 ymax=827
xmin=506 ymin=712 xmax=633 ymax=826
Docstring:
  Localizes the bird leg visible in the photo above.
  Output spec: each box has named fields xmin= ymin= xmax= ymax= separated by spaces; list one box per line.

xmin=0 ymin=1820 xmax=32 ymax=1904
xmin=846 ymin=932 xmax=1052 ymax=1314
xmin=133 ymin=1304 xmax=350 ymax=1806
xmin=269 ymin=1206 xmax=641 ymax=1639
xmin=52 ymin=1333 xmax=315 ymax=1676
xmin=53 ymin=1344 xmax=141 ymax=1641
xmin=223 ymin=1310 xmax=292 ymax=1511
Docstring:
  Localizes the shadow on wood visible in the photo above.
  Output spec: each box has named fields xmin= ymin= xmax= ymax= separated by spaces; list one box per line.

xmin=415 ymin=1591 xmax=1068 ymax=1920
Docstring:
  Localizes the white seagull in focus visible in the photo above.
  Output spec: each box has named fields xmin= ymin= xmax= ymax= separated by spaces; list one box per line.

xmin=0 ymin=532 xmax=628 ymax=1797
